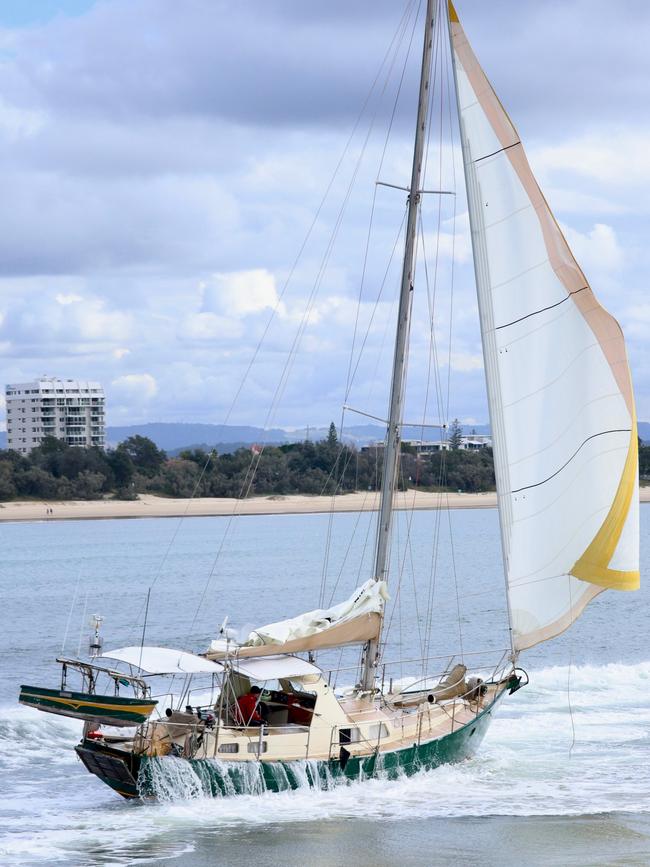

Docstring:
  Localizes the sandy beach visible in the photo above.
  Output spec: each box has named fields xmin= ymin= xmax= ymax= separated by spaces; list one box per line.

xmin=1 ymin=488 xmax=649 ymax=522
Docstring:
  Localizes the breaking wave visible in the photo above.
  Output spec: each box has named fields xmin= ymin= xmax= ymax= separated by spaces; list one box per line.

xmin=2 ymin=660 xmax=650 ymax=864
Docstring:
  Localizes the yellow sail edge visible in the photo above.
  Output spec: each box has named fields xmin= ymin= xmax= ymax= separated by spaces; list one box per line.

xmin=571 ymin=421 xmax=640 ymax=591
xmin=448 ymin=1 xmax=459 ymax=24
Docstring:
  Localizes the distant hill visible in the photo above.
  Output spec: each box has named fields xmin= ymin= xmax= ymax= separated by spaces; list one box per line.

xmin=2 ymin=419 xmax=647 ymax=454
xmin=106 ymin=421 xmax=494 ymax=453
xmin=638 ymin=422 xmax=650 ymax=443
xmin=105 ymin=423 xmax=288 ymax=451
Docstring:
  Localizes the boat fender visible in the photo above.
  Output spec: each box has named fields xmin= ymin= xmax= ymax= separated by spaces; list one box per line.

xmin=86 ymin=730 xmax=103 ymax=740
xmin=339 ymin=747 xmax=351 ymax=771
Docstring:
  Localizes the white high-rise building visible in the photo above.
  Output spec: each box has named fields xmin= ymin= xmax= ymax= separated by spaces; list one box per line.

xmin=5 ymin=377 xmax=106 ymax=454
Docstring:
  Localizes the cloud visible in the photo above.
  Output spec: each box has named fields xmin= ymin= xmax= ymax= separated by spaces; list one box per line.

xmin=0 ymin=0 xmax=647 ymax=429
xmin=0 ymin=291 xmax=132 ymax=352
xmin=111 ymin=373 xmax=158 ymax=402
xmin=561 ymin=222 xmax=624 ymax=276
xmin=179 ymin=312 xmax=243 ymax=342
xmin=55 ymin=292 xmax=83 ymax=305
xmin=203 ymin=270 xmax=280 ymax=318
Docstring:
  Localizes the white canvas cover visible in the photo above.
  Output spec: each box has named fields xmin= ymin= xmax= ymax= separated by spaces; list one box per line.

xmin=101 ymin=646 xmax=224 ymax=675
xmin=449 ymin=2 xmax=639 ymax=650
xmin=244 ymin=579 xmax=388 ymax=646
xmin=207 ymin=579 xmax=388 ymax=659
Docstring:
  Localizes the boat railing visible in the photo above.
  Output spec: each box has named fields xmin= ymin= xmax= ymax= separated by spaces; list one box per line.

xmin=323 ymin=646 xmax=510 ymax=680
xmin=322 ymin=647 xmax=512 ymax=696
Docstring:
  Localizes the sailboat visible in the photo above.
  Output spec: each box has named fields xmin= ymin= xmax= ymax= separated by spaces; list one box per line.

xmin=19 ymin=0 xmax=639 ymax=800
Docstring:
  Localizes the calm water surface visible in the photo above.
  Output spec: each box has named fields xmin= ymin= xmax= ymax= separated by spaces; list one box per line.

xmin=1 ymin=507 xmax=649 ymax=866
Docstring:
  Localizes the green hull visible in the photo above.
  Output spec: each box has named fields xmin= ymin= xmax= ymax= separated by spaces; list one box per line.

xmin=19 ymin=684 xmax=157 ymax=726
xmin=137 ymin=689 xmax=506 ymax=800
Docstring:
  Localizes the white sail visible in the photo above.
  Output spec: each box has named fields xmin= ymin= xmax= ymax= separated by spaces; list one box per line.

xmin=448 ymin=2 xmax=639 ymax=651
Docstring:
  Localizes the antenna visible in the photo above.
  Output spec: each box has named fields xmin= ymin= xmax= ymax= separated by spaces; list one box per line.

xmin=89 ymin=614 xmax=103 ymax=657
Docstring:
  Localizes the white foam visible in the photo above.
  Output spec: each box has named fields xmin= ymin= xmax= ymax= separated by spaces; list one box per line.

xmin=3 ymin=660 xmax=650 ymax=863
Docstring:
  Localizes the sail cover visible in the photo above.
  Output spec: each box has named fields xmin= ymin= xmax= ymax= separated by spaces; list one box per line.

xmin=207 ymin=580 xmax=387 ymax=660
xmin=449 ymin=2 xmax=639 ymax=651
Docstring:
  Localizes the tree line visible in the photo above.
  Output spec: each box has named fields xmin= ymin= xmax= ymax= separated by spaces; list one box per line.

xmin=2 ymin=424 xmax=648 ymax=502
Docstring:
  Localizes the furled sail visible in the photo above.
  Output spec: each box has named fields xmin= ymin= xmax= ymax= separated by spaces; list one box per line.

xmin=206 ymin=580 xmax=388 ymax=660
xmin=448 ymin=2 xmax=639 ymax=651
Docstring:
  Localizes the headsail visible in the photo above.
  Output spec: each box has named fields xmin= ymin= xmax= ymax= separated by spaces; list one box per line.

xmin=448 ymin=1 xmax=639 ymax=651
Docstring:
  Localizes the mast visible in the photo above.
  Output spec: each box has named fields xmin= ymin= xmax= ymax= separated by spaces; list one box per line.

xmin=360 ymin=0 xmax=436 ymax=692
xmin=444 ymin=1 xmax=516 ymax=656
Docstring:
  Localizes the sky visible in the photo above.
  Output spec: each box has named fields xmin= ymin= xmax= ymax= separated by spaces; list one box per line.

xmin=0 ymin=0 xmax=648 ymax=431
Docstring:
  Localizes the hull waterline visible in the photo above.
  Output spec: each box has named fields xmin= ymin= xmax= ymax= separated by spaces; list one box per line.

xmin=81 ymin=687 xmax=509 ymax=801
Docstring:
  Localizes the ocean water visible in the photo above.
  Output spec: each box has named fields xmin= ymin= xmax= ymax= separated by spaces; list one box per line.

xmin=1 ymin=507 xmax=649 ymax=866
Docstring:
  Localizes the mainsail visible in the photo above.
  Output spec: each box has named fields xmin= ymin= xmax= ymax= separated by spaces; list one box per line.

xmin=448 ymin=2 xmax=639 ymax=651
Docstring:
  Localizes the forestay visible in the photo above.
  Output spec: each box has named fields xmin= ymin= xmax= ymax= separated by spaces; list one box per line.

xmin=448 ymin=2 xmax=639 ymax=650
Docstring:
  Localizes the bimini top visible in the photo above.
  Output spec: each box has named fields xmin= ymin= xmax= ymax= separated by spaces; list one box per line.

xmin=100 ymin=646 xmax=320 ymax=681
xmin=229 ymin=655 xmax=320 ymax=681
xmin=101 ymin=646 xmax=224 ymax=676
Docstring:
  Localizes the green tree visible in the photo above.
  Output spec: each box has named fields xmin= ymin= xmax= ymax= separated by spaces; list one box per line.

xmin=117 ymin=435 xmax=166 ymax=477
xmin=327 ymin=422 xmax=338 ymax=448
xmin=0 ymin=462 xmax=16 ymax=500
xmin=448 ymin=418 xmax=463 ymax=451
xmin=107 ymin=449 xmax=135 ymax=489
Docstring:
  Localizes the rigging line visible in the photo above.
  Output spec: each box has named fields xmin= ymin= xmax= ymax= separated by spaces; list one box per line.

xmin=125 ymin=448 xmax=217 ymax=642
xmin=510 ymin=428 xmax=631 ymax=494
xmin=346 ymin=1 xmax=424 ymax=398
xmin=61 ymin=560 xmax=83 ymax=655
xmin=567 ymin=576 xmax=576 ymax=758
xmin=417 ymin=214 xmax=444 ymax=666
xmin=76 ymin=588 xmax=89 ymax=658
xmin=438 ymin=12 xmax=464 ymax=660
xmin=346 ymin=207 xmax=408 ymax=395
xmin=138 ymin=588 xmax=151 ymax=671
xmin=419 ymin=15 xmax=456 ymax=663
xmin=320 ymin=4 xmax=425 ymax=613
xmin=344 ymin=0 xmax=420 ymax=407
xmin=177 ymin=4 xmax=419 ymax=598
xmin=420 ymin=0 xmax=443 ymax=206
xmin=495 ymin=286 xmax=589 ymax=331
xmin=318 ymin=428 xmax=359 ymax=608
xmin=378 ymin=18 xmax=442 ymax=660
xmin=380 ymin=217 xmax=432 ymax=656
xmin=397 ymin=466 xmax=426 ymax=659
xmin=327 ymin=489 xmax=373 ymax=607
xmin=212 ymin=39 xmax=395 ymax=514
xmin=185 ymin=98 xmax=384 ymax=644
xmin=221 ymin=0 xmax=420 ymax=438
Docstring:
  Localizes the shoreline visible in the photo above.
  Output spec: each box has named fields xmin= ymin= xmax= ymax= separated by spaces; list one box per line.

xmin=1 ymin=488 xmax=650 ymax=523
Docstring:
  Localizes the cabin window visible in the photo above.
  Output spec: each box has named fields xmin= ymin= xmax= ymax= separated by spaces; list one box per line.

xmin=338 ymin=727 xmax=360 ymax=745
xmin=368 ymin=723 xmax=389 ymax=740
xmin=218 ymin=742 xmax=239 ymax=754
xmin=247 ymin=741 xmax=268 ymax=754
